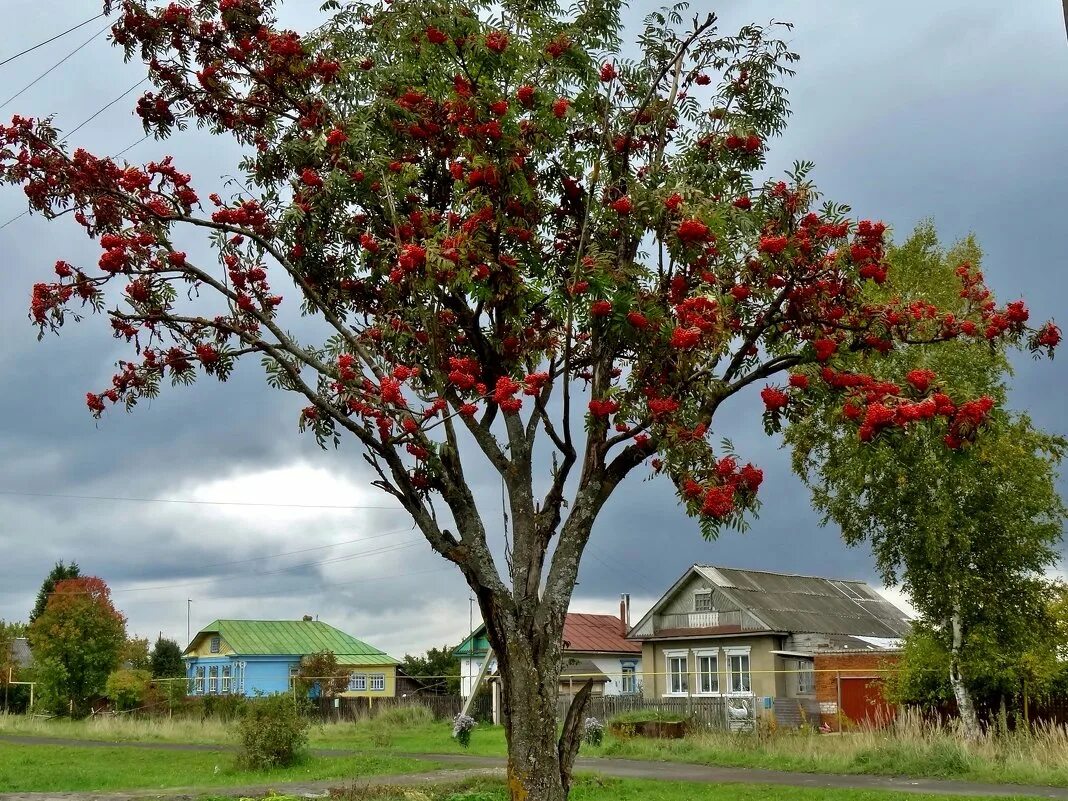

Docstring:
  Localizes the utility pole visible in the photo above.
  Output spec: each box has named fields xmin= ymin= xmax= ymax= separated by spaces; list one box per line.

xmin=468 ymin=596 xmax=474 ymax=699
xmin=186 ymin=599 xmax=192 ymax=645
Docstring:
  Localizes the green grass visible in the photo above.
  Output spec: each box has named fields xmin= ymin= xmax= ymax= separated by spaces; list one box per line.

xmin=203 ymin=775 xmax=1058 ymax=801
xmin=606 ymin=710 xmax=687 ymax=724
xmin=0 ymin=742 xmax=433 ymax=793
xmin=9 ymin=709 xmax=1068 ymax=789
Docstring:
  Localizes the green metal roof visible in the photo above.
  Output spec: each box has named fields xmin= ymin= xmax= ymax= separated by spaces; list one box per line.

xmin=190 ymin=620 xmax=398 ymax=665
xmin=453 ymin=625 xmax=490 ymax=658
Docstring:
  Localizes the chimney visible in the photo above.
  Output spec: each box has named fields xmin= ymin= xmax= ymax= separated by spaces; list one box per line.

xmin=625 ymin=593 xmax=631 ymax=626
xmin=620 ymin=593 xmax=631 ymax=634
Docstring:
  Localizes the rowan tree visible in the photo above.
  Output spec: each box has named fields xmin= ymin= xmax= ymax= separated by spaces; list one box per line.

xmin=1 ymin=1 xmax=1060 ymax=795
xmin=788 ymin=226 xmax=1066 ymax=738
xmin=27 ymin=577 xmax=127 ymax=716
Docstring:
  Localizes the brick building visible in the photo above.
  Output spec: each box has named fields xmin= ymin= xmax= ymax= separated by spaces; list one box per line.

xmin=813 ymin=650 xmax=902 ymax=730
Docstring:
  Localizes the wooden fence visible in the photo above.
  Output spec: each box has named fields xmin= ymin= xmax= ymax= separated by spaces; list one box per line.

xmin=312 ymin=691 xmax=492 ymax=723
xmin=557 ymin=694 xmax=756 ymax=731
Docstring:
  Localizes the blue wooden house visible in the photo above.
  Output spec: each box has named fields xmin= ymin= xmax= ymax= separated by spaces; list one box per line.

xmin=183 ymin=619 xmax=400 ymax=698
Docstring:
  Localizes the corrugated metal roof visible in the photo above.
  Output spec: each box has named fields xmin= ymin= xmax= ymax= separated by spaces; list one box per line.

xmin=563 ymin=613 xmax=641 ymax=655
xmin=695 ymin=565 xmax=910 ymax=638
xmin=191 ymin=620 xmax=398 ymax=665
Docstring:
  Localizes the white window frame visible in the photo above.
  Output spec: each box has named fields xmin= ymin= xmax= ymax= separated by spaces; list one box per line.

xmin=194 ymin=666 xmax=205 ymax=694
xmin=370 ymin=673 xmax=385 ymax=692
xmin=209 ymin=636 xmax=221 ymax=654
xmin=207 ymin=665 xmax=218 ymax=694
xmin=349 ymin=673 xmax=367 ymax=691
xmin=695 ymin=649 xmax=719 ymax=695
xmin=726 ymin=647 xmax=752 ymax=695
xmin=620 ymin=663 xmax=637 ymax=695
xmin=221 ymin=665 xmax=232 ymax=694
xmin=693 ymin=590 xmax=713 ymax=612
xmin=664 ymin=650 xmax=688 ymax=696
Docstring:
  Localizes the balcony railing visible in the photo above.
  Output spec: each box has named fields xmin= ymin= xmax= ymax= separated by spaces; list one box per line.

xmin=652 ymin=609 xmax=762 ymax=633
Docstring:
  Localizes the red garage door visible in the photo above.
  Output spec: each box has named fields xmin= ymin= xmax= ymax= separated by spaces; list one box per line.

xmin=840 ymin=676 xmax=895 ymax=727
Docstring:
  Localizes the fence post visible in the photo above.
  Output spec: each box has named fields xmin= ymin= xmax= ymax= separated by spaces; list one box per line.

xmin=836 ymin=671 xmax=842 ymax=732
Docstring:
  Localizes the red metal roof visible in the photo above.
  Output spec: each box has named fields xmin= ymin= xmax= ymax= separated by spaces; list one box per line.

xmin=562 ymin=613 xmax=641 ymax=655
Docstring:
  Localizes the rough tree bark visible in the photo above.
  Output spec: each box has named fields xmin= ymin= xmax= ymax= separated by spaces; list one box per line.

xmin=949 ymin=605 xmax=981 ymax=739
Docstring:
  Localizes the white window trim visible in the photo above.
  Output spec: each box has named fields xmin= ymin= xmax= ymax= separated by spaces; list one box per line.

xmin=209 ymin=636 xmax=221 ymax=654
xmin=664 ymin=649 xmax=689 ymax=697
xmin=694 ymin=648 xmax=720 ymax=696
xmin=620 ymin=663 xmax=638 ymax=695
xmin=350 ymin=673 xmax=367 ymax=691
xmin=725 ymin=646 xmax=752 ymax=696
xmin=221 ymin=665 xmax=231 ymax=694
xmin=370 ymin=673 xmax=385 ymax=692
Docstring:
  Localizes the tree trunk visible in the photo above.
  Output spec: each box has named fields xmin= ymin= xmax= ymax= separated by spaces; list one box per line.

xmin=490 ymin=617 xmax=591 ymax=801
xmin=949 ymin=607 xmax=981 ymax=740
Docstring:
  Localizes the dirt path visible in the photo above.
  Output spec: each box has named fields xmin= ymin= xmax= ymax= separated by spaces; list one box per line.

xmin=2 ymin=734 xmax=1067 ymax=800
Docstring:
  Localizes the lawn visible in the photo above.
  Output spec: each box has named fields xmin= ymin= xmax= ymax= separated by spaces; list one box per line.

xmin=8 ymin=708 xmax=1068 ymax=789
xmin=0 ymin=742 xmax=433 ymax=793
xmin=203 ymin=775 xmax=1058 ymax=801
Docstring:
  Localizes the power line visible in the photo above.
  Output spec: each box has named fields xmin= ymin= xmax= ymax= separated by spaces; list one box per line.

xmin=66 ymin=76 xmax=148 ymax=138
xmin=1 ymin=24 xmax=112 ymax=109
xmin=0 ymin=13 xmax=106 ymax=69
xmin=0 ymin=489 xmax=401 ymax=510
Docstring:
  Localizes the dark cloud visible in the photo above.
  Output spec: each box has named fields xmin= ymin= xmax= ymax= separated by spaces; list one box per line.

xmin=0 ymin=1 xmax=1064 ymax=657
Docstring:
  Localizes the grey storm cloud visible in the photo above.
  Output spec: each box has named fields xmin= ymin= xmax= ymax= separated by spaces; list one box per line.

xmin=0 ymin=0 xmax=1065 ymax=657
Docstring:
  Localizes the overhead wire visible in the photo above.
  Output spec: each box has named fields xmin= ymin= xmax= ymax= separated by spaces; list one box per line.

xmin=0 ymin=23 xmax=112 ymax=109
xmin=0 ymin=13 xmax=106 ymax=69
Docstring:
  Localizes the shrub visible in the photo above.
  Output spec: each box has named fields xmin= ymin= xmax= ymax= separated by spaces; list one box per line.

xmin=105 ymin=669 xmax=152 ymax=712
xmin=236 ymin=694 xmax=309 ymax=769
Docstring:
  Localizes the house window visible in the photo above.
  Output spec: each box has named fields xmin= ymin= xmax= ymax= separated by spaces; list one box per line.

xmin=666 ymin=653 xmax=688 ymax=695
xmin=694 ymin=591 xmax=713 ymax=612
xmin=349 ymin=673 xmax=367 ymax=691
xmin=210 ymin=636 xmax=221 ymax=654
xmin=207 ymin=666 xmax=218 ymax=694
xmin=728 ymin=651 xmax=751 ymax=694
xmin=194 ymin=666 xmax=205 ymax=694
xmin=698 ymin=653 xmax=719 ymax=694
xmin=620 ymin=664 xmax=637 ymax=694
xmin=797 ymin=661 xmax=814 ymax=694
xmin=370 ymin=674 xmax=385 ymax=691
xmin=221 ymin=665 xmax=231 ymax=694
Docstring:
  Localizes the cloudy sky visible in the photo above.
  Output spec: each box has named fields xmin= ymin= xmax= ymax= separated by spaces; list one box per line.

xmin=0 ymin=1 xmax=1065 ymax=660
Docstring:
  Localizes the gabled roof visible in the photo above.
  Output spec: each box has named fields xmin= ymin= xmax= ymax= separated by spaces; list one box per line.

xmin=454 ymin=612 xmax=640 ymax=658
xmin=630 ymin=564 xmax=910 ymax=639
xmin=185 ymin=620 xmax=398 ymax=665
xmin=561 ymin=658 xmax=610 ymax=683
xmin=563 ymin=613 xmax=641 ymax=654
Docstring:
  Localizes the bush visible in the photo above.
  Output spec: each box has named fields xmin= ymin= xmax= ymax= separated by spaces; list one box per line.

xmin=105 ymin=669 xmax=152 ymax=712
xmin=236 ymin=694 xmax=309 ymax=769
xmin=452 ymin=713 xmax=476 ymax=748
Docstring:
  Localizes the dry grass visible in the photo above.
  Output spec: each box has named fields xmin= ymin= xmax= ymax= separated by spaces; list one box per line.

xmin=601 ymin=709 xmax=1068 ymax=786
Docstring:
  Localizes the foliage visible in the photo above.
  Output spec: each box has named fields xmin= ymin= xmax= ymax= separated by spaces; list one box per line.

xmin=29 ymin=561 xmax=80 ymax=624
xmin=0 ymin=619 xmax=27 ymax=681
xmin=452 ymin=713 xmax=476 ymax=748
xmin=149 ymin=636 xmax=185 ymax=678
xmin=236 ymin=694 xmax=310 ymax=769
xmin=295 ymin=650 xmax=351 ymax=700
xmin=122 ymin=637 xmax=151 ymax=671
xmin=2 ymin=1 xmax=1060 ymax=796
xmin=788 ymin=224 xmax=1067 ymax=724
xmin=105 ymin=668 xmax=152 ymax=711
xmin=403 ymin=646 xmax=461 ymax=694
xmin=27 ymin=576 xmax=127 ymax=716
